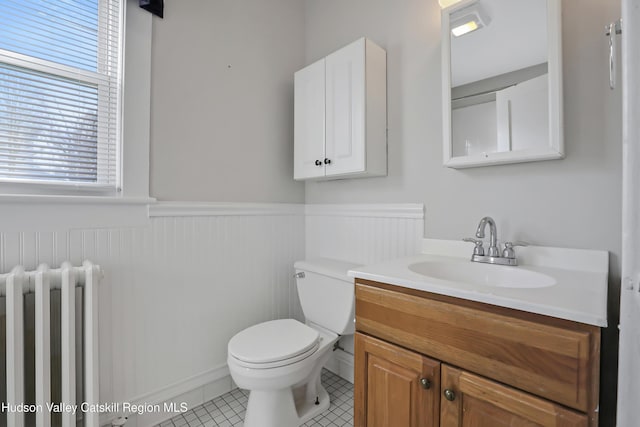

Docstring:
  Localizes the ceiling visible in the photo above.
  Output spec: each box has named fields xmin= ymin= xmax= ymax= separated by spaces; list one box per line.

xmin=450 ymin=0 xmax=548 ymax=87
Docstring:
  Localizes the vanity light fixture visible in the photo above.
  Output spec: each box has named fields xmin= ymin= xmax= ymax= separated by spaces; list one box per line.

xmin=451 ymin=20 xmax=479 ymax=37
xmin=449 ymin=2 xmax=491 ymax=37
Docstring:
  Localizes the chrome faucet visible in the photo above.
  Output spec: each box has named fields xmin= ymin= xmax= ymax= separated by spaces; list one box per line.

xmin=475 ymin=216 xmax=499 ymax=257
xmin=463 ymin=217 xmax=528 ymax=266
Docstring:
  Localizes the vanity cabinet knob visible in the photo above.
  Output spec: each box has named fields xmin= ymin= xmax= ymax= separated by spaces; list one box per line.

xmin=324 ymin=158 xmax=331 ymax=165
xmin=443 ymin=389 xmax=456 ymax=401
xmin=315 ymin=160 xmax=322 ymax=166
xmin=420 ymin=378 xmax=431 ymax=389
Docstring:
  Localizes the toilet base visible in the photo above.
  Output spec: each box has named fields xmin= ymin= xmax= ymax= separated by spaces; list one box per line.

xmin=243 ymin=384 xmax=329 ymax=427
xmin=242 ymin=345 xmax=334 ymax=427
xmin=297 ymin=383 xmax=330 ymax=425
xmin=243 ymin=388 xmax=298 ymax=427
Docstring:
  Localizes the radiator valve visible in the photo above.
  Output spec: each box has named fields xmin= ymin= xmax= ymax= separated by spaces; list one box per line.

xmin=112 ymin=416 xmax=128 ymax=427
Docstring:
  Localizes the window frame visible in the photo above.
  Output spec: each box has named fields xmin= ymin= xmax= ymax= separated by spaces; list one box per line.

xmin=0 ymin=0 xmax=125 ymax=196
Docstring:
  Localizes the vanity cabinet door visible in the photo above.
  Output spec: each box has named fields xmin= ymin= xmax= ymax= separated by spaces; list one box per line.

xmin=354 ymin=332 xmax=440 ymax=427
xmin=440 ymin=364 xmax=588 ymax=427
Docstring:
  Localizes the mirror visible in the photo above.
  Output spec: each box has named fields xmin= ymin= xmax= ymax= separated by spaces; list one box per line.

xmin=441 ymin=0 xmax=563 ymax=168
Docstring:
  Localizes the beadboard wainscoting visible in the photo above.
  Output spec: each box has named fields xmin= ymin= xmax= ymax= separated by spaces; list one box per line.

xmin=304 ymin=203 xmax=425 ymax=382
xmin=0 ymin=201 xmax=423 ymax=425
xmin=0 ymin=201 xmax=305 ymax=427
xmin=305 ymin=204 xmax=424 ymax=265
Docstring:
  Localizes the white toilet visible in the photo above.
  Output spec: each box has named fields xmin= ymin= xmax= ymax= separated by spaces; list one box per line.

xmin=227 ymin=258 xmax=359 ymax=427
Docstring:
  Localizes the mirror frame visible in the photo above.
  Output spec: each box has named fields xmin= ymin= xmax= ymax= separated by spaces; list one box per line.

xmin=441 ymin=0 xmax=564 ymax=168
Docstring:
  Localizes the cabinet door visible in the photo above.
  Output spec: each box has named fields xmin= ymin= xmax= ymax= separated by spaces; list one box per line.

xmin=294 ymin=58 xmax=325 ymax=180
xmin=355 ymin=333 xmax=440 ymax=427
xmin=440 ymin=365 xmax=588 ymax=427
xmin=325 ymin=39 xmax=366 ymax=177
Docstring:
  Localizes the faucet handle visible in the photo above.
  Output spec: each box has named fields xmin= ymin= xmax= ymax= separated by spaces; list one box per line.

xmin=463 ymin=237 xmax=485 ymax=256
xmin=502 ymin=241 xmax=529 ymax=258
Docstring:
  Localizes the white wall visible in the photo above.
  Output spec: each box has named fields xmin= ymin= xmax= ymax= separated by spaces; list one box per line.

xmin=303 ymin=0 xmax=621 ymax=259
xmin=122 ymin=0 xmax=153 ymax=199
xmin=303 ymin=0 xmax=621 ymax=423
xmin=149 ymin=0 xmax=306 ymax=203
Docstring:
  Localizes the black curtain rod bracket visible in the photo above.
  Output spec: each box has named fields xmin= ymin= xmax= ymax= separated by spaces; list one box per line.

xmin=139 ymin=0 xmax=164 ymax=19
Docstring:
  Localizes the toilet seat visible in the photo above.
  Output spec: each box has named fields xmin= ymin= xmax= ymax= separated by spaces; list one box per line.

xmin=228 ymin=319 xmax=320 ymax=369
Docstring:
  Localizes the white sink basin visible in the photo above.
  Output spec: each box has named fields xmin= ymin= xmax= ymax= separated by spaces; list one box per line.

xmin=349 ymin=239 xmax=609 ymax=326
xmin=408 ymin=260 xmax=556 ymax=289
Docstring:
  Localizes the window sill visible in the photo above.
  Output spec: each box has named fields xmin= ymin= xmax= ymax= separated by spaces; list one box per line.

xmin=0 ymin=194 xmax=156 ymax=205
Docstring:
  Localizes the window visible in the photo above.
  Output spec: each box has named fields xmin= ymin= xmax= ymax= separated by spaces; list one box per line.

xmin=0 ymin=0 xmax=123 ymax=191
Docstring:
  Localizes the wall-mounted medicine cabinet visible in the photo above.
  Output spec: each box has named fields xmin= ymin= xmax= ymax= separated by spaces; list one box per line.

xmin=294 ymin=38 xmax=387 ymax=181
xmin=442 ymin=0 xmax=564 ymax=168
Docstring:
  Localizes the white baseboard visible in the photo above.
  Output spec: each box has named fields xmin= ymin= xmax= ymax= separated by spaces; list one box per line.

xmin=101 ymin=365 xmax=233 ymax=427
xmin=101 ymin=352 xmax=355 ymax=427
xmin=325 ymin=349 xmax=354 ymax=384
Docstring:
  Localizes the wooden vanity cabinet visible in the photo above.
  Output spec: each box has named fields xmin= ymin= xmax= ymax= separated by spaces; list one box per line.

xmin=354 ymin=279 xmax=601 ymax=427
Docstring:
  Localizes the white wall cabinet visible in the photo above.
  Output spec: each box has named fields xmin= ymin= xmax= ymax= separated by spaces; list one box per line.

xmin=294 ymin=38 xmax=387 ymax=180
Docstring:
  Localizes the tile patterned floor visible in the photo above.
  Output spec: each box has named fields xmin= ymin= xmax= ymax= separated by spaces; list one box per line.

xmin=157 ymin=369 xmax=353 ymax=427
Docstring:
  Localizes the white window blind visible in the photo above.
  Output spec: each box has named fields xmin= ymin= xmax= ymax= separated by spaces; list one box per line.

xmin=0 ymin=0 xmax=123 ymax=189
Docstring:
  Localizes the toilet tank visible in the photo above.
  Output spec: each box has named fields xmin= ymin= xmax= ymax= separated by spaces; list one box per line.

xmin=294 ymin=258 xmax=360 ymax=335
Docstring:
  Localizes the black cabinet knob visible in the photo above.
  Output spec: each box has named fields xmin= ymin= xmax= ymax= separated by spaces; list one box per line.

xmin=324 ymin=158 xmax=331 ymax=164
xmin=444 ymin=389 xmax=456 ymax=401
xmin=315 ymin=160 xmax=322 ymax=166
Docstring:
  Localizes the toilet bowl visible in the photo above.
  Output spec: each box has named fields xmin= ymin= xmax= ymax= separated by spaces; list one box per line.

xmin=227 ymin=258 xmax=359 ymax=427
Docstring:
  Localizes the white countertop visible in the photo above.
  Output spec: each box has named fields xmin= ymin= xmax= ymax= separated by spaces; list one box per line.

xmin=348 ymin=239 xmax=609 ymax=327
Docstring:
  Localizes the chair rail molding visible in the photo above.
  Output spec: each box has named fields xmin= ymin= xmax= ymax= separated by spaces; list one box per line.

xmin=305 ymin=203 xmax=424 ymax=219
xmin=148 ymin=202 xmax=305 ymax=217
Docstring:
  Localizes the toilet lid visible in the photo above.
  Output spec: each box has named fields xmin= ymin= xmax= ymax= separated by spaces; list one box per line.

xmin=228 ymin=319 xmax=320 ymax=364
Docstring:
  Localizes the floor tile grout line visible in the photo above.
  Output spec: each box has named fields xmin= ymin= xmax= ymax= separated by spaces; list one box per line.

xmin=159 ymin=369 xmax=353 ymax=427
